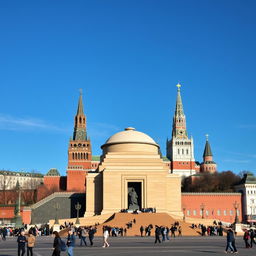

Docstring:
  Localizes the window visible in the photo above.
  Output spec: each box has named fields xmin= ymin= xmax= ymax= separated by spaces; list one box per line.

xmin=193 ymin=210 xmax=197 ymax=216
xmin=187 ymin=210 xmax=190 ymax=216
xmin=224 ymin=210 xmax=227 ymax=216
xmin=182 ymin=149 xmax=184 ymax=154
xmin=217 ymin=210 xmax=221 ymax=216
xmin=230 ymin=210 xmax=233 ymax=216
xmin=206 ymin=210 xmax=209 ymax=216
xmin=237 ymin=210 xmax=240 ymax=216
xmin=178 ymin=149 xmax=180 ymax=154
xmin=186 ymin=149 xmax=189 ymax=154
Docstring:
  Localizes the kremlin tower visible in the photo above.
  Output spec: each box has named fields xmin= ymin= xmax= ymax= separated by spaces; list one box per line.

xmin=66 ymin=91 xmax=92 ymax=191
xmin=200 ymin=135 xmax=217 ymax=173
xmin=166 ymin=83 xmax=199 ymax=176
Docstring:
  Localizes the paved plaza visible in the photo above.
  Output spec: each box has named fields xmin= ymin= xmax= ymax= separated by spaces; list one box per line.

xmin=1 ymin=236 xmax=256 ymax=256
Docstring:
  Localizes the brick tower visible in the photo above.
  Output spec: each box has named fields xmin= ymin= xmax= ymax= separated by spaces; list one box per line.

xmin=67 ymin=91 xmax=92 ymax=192
xmin=166 ymin=83 xmax=198 ymax=176
xmin=200 ymin=135 xmax=217 ymax=173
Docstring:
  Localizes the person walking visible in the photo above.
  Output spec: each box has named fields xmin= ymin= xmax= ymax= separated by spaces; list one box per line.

xmin=52 ymin=231 xmax=61 ymax=256
xmin=79 ymin=227 xmax=87 ymax=246
xmin=140 ymin=226 xmax=144 ymax=237
xmin=178 ymin=226 xmax=182 ymax=237
xmin=88 ymin=226 xmax=96 ymax=246
xmin=102 ymin=227 xmax=110 ymax=248
xmin=27 ymin=230 xmax=36 ymax=256
xmin=154 ymin=226 xmax=161 ymax=244
xmin=243 ymin=230 xmax=250 ymax=248
xmin=66 ymin=230 xmax=75 ymax=256
xmin=17 ymin=231 xmax=27 ymax=256
xmin=225 ymin=229 xmax=235 ymax=253
xmin=250 ymin=229 xmax=255 ymax=248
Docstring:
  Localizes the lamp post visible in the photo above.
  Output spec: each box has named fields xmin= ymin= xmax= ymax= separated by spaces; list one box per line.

xmin=233 ymin=201 xmax=239 ymax=224
xmin=183 ymin=206 xmax=186 ymax=222
xmin=53 ymin=202 xmax=60 ymax=225
xmin=14 ymin=181 xmax=23 ymax=228
xmin=200 ymin=203 xmax=205 ymax=219
xmin=75 ymin=202 xmax=81 ymax=225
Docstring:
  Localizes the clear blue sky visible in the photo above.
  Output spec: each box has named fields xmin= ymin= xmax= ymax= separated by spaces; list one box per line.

xmin=0 ymin=0 xmax=255 ymax=175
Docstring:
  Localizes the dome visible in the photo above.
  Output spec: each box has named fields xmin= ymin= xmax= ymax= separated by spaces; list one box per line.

xmin=102 ymin=127 xmax=159 ymax=148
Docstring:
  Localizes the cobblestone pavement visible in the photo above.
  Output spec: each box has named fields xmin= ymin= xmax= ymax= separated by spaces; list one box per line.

xmin=0 ymin=236 xmax=256 ymax=256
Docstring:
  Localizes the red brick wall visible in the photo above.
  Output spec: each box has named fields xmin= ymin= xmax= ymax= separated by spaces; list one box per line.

xmin=66 ymin=170 xmax=86 ymax=192
xmin=0 ymin=206 xmax=31 ymax=224
xmin=182 ymin=193 xmax=242 ymax=223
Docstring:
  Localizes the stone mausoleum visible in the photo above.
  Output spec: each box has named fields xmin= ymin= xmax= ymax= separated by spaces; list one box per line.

xmin=85 ymin=127 xmax=182 ymax=216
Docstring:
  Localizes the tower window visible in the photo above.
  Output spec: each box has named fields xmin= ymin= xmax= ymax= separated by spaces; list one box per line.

xmin=178 ymin=149 xmax=180 ymax=154
xmin=186 ymin=149 xmax=189 ymax=154
xmin=182 ymin=149 xmax=184 ymax=154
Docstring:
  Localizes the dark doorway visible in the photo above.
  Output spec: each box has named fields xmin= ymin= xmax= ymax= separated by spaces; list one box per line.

xmin=128 ymin=182 xmax=141 ymax=210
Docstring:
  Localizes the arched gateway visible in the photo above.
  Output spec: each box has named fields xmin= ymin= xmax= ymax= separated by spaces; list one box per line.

xmin=85 ymin=127 xmax=182 ymax=217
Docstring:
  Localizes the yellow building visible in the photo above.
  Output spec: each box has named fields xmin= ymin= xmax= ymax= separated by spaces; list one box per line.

xmin=85 ymin=127 xmax=182 ymax=216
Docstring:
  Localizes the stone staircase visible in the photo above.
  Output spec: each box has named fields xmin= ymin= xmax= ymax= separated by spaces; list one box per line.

xmin=95 ymin=213 xmax=200 ymax=236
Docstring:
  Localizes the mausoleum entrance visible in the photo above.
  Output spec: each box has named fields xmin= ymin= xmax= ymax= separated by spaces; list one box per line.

xmin=128 ymin=182 xmax=142 ymax=210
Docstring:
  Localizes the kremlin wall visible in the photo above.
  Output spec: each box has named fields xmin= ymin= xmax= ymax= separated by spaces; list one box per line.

xmin=0 ymin=84 xmax=252 ymax=226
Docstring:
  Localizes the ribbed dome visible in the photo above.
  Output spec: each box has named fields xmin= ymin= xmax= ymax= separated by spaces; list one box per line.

xmin=102 ymin=127 xmax=158 ymax=147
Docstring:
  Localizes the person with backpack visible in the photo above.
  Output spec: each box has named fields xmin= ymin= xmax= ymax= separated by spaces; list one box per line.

xmin=66 ymin=229 xmax=76 ymax=256
xmin=88 ymin=226 xmax=96 ymax=246
xmin=52 ymin=231 xmax=62 ymax=256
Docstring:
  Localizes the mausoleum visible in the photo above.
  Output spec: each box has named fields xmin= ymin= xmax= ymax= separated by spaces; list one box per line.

xmin=85 ymin=127 xmax=182 ymax=216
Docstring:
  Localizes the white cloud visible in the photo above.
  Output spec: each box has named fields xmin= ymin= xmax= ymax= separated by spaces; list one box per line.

xmin=0 ymin=113 xmax=68 ymax=132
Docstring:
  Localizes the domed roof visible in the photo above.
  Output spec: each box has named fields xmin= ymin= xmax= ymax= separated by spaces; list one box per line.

xmin=102 ymin=127 xmax=158 ymax=148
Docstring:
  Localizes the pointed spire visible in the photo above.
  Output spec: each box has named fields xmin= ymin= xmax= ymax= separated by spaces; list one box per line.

xmin=175 ymin=83 xmax=184 ymax=116
xmin=77 ymin=89 xmax=84 ymax=115
xmin=203 ymin=135 xmax=213 ymax=157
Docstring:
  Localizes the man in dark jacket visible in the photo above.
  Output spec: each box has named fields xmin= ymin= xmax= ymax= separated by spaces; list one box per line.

xmin=88 ymin=226 xmax=96 ymax=246
xmin=140 ymin=226 xmax=144 ymax=237
xmin=17 ymin=231 xmax=26 ymax=256
xmin=154 ymin=226 xmax=161 ymax=244
xmin=225 ymin=229 xmax=237 ymax=253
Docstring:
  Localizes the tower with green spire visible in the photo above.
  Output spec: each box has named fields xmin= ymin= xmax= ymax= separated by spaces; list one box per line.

xmin=200 ymin=135 xmax=217 ymax=173
xmin=166 ymin=83 xmax=198 ymax=176
xmin=67 ymin=90 xmax=92 ymax=192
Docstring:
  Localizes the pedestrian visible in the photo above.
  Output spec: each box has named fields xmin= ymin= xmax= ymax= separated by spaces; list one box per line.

xmin=52 ymin=231 xmax=61 ymax=256
xmin=27 ymin=230 xmax=36 ymax=256
xmin=88 ymin=226 xmax=96 ymax=246
xmin=225 ymin=229 xmax=235 ymax=253
xmin=66 ymin=229 xmax=75 ymax=256
xmin=140 ymin=226 xmax=144 ymax=237
xmin=102 ymin=227 xmax=110 ymax=248
xmin=154 ymin=226 xmax=161 ymax=244
xmin=79 ymin=227 xmax=87 ymax=246
xmin=17 ymin=231 xmax=26 ymax=256
xmin=250 ymin=229 xmax=255 ymax=248
xmin=243 ymin=230 xmax=250 ymax=248
xmin=178 ymin=226 xmax=182 ymax=237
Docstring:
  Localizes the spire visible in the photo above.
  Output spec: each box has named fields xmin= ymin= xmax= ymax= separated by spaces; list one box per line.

xmin=77 ymin=89 xmax=84 ymax=115
xmin=175 ymin=83 xmax=184 ymax=116
xmin=203 ymin=135 xmax=213 ymax=157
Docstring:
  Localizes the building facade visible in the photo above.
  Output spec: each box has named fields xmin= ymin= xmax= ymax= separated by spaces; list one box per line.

xmin=0 ymin=170 xmax=43 ymax=190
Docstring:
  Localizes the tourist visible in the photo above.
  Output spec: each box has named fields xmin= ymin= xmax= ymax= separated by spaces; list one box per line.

xmin=243 ymin=229 xmax=250 ymax=248
xmin=80 ymin=227 xmax=87 ymax=246
xmin=225 ymin=229 xmax=235 ymax=253
xmin=170 ymin=225 xmax=176 ymax=237
xmin=66 ymin=229 xmax=75 ymax=256
xmin=27 ymin=229 xmax=36 ymax=256
xmin=154 ymin=226 xmax=161 ymax=244
xmin=140 ymin=226 xmax=144 ymax=237
xmin=250 ymin=229 xmax=256 ymax=248
xmin=178 ymin=226 xmax=182 ymax=237
xmin=166 ymin=226 xmax=170 ymax=240
xmin=17 ymin=231 xmax=26 ymax=256
xmin=52 ymin=231 xmax=61 ymax=256
xmin=161 ymin=227 xmax=166 ymax=242
xmin=88 ymin=226 xmax=96 ymax=246
xmin=102 ymin=227 xmax=110 ymax=248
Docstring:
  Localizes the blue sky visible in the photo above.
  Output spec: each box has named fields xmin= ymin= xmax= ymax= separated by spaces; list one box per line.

xmin=0 ymin=0 xmax=255 ymax=175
